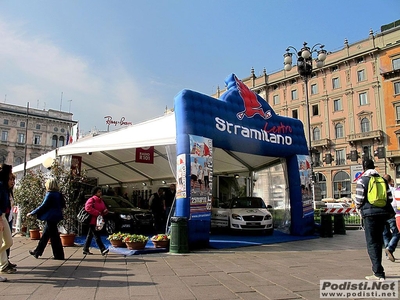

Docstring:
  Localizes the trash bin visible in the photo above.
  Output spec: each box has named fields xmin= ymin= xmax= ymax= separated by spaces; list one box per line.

xmin=320 ymin=213 xmax=333 ymax=238
xmin=169 ymin=217 xmax=189 ymax=253
xmin=333 ymin=214 xmax=346 ymax=235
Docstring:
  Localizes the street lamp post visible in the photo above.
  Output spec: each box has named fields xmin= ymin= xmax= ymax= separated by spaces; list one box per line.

xmin=283 ymin=42 xmax=327 ymax=205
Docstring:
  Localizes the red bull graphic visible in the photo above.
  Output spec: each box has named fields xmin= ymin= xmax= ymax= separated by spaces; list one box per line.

xmin=235 ymin=75 xmax=272 ymax=120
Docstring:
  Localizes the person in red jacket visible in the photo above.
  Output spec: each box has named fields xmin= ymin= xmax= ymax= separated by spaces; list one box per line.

xmin=82 ymin=186 xmax=109 ymax=255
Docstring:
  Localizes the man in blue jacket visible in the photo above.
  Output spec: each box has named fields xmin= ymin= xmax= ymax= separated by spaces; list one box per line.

xmin=355 ymin=159 xmax=393 ymax=281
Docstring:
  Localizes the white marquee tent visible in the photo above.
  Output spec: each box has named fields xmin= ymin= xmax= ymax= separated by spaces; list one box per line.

xmin=13 ymin=112 xmax=279 ymax=186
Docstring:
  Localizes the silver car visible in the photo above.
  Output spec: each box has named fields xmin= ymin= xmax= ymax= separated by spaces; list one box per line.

xmin=211 ymin=197 xmax=274 ymax=235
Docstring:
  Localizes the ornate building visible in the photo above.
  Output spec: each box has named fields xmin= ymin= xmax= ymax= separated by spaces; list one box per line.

xmin=0 ymin=103 xmax=77 ymax=167
xmin=213 ymin=20 xmax=400 ymax=199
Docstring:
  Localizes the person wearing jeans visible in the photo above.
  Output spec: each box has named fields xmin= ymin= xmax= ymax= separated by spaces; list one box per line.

xmin=382 ymin=174 xmax=399 ymax=262
xmin=355 ymin=160 xmax=394 ymax=281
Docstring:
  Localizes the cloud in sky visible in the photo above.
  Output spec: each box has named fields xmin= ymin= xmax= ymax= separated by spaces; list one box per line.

xmin=0 ymin=19 xmax=165 ymax=133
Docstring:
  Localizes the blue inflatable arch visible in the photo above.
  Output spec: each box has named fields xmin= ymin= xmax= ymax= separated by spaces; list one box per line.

xmin=174 ymin=74 xmax=314 ymax=248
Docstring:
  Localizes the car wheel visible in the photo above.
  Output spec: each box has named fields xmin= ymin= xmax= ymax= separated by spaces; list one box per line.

xmin=105 ymin=220 xmax=116 ymax=234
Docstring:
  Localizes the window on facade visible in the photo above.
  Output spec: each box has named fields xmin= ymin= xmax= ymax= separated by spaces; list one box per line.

xmin=311 ymin=84 xmax=317 ymax=95
xmin=292 ymin=109 xmax=298 ymax=119
xmin=331 ymin=66 xmax=338 ymax=72
xmin=54 ymin=127 xmax=58 ymax=132
xmin=313 ymin=127 xmax=321 ymax=141
xmin=335 ymin=123 xmax=344 ymax=138
xmin=3 ymin=119 xmax=8 ymax=125
xmin=361 ymin=117 xmax=370 ymax=132
xmin=20 ymin=121 xmax=25 ymax=128
xmin=1 ymin=131 xmax=8 ymax=142
xmin=18 ymin=133 xmax=25 ymax=144
xmin=393 ymin=58 xmax=400 ymax=70
xmin=52 ymin=135 xmax=58 ymax=148
xmin=356 ymin=57 xmax=364 ymax=64
xmin=291 ymin=90 xmax=298 ymax=100
xmin=332 ymin=77 xmax=339 ymax=89
xmin=273 ymin=94 xmax=279 ymax=105
xmin=312 ymin=104 xmax=319 ymax=116
xmin=394 ymin=81 xmax=400 ymax=95
xmin=61 ymin=128 xmax=65 ymax=133
xmin=359 ymin=92 xmax=368 ymax=105
xmin=357 ymin=70 xmax=366 ymax=82
xmin=315 ymin=173 xmax=327 ymax=198
xmin=333 ymin=99 xmax=342 ymax=111
xmin=34 ymin=135 xmax=41 ymax=145
xmin=363 ymin=146 xmax=372 ymax=161
xmin=335 ymin=149 xmax=346 ymax=166
xmin=396 ymin=105 xmax=400 ymax=123
xmin=59 ymin=136 xmax=65 ymax=147
xmin=36 ymin=124 xmax=41 ymax=130
xmin=333 ymin=170 xmax=350 ymax=199
xmin=15 ymin=157 xmax=22 ymax=165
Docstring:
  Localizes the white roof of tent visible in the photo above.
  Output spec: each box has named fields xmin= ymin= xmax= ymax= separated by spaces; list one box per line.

xmin=13 ymin=112 xmax=280 ymax=186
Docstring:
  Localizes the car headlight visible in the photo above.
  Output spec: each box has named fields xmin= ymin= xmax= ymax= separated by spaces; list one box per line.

xmin=120 ymin=214 xmax=133 ymax=220
xmin=263 ymin=215 xmax=272 ymax=220
xmin=231 ymin=214 xmax=243 ymax=221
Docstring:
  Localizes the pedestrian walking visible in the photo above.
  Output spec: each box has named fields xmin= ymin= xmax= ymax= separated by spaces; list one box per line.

xmin=355 ymin=160 xmax=395 ymax=281
xmin=82 ymin=186 xmax=109 ymax=256
xmin=382 ymin=174 xmax=399 ymax=262
xmin=0 ymin=164 xmax=15 ymax=282
xmin=27 ymin=178 xmax=65 ymax=260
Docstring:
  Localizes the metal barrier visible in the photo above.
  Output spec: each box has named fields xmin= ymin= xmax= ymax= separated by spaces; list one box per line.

xmin=315 ymin=208 xmax=362 ymax=231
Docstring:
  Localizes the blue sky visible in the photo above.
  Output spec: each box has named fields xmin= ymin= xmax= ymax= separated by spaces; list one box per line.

xmin=0 ymin=1 xmax=399 ymax=134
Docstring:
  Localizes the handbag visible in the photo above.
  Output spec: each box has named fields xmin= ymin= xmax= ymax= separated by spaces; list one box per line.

xmin=96 ymin=215 xmax=105 ymax=231
xmin=77 ymin=206 xmax=91 ymax=224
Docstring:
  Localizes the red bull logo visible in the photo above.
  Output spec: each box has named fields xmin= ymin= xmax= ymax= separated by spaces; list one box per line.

xmin=235 ymin=76 xmax=272 ymax=120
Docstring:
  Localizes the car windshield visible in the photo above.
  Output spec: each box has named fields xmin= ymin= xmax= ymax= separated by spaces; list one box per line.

xmin=103 ymin=196 xmax=135 ymax=209
xmin=230 ymin=197 xmax=266 ymax=209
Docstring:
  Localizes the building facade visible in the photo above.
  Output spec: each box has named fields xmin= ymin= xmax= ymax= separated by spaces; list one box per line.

xmin=0 ymin=103 xmax=77 ymax=167
xmin=213 ymin=20 xmax=400 ymax=200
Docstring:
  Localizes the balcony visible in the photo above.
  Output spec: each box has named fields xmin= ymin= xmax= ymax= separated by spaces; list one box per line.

xmin=347 ymin=130 xmax=383 ymax=145
xmin=386 ymin=150 xmax=400 ymax=158
xmin=381 ymin=68 xmax=400 ymax=80
xmin=312 ymin=138 xmax=331 ymax=149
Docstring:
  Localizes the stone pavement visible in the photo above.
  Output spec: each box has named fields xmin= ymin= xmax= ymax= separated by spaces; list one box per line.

xmin=0 ymin=230 xmax=399 ymax=300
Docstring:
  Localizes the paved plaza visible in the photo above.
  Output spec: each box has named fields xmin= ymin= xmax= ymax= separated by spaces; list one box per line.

xmin=0 ymin=230 xmax=399 ymax=300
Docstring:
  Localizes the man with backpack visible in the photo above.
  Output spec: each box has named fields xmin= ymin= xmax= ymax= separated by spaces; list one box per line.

xmin=355 ymin=159 xmax=394 ymax=281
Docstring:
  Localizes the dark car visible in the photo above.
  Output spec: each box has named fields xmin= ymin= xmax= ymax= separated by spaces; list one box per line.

xmin=87 ymin=195 xmax=154 ymax=234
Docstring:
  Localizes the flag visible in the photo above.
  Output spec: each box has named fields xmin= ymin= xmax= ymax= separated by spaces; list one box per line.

xmin=68 ymin=123 xmax=79 ymax=145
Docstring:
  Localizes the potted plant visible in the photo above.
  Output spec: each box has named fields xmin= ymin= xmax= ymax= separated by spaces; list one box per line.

xmin=123 ymin=234 xmax=149 ymax=250
xmin=151 ymin=234 xmax=170 ymax=248
xmin=14 ymin=169 xmax=47 ymax=239
xmin=107 ymin=232 xmax=127 ymax=248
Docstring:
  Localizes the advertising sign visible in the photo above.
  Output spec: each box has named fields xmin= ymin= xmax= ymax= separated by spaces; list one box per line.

xmin=135 ymin=146 xmax=154 ymax=164
xmin=297 ymin=154 xmax=313 ymax=217
xmin=189 ymin=134 xmax=213 ymax=219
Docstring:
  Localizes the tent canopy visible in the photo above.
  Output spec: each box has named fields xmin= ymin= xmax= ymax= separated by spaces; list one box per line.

xmin=13 ymin=112 xmax=279 ymax=186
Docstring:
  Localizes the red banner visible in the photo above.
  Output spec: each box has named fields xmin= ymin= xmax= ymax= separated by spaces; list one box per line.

xmin=135 ymin=147 xmax=154 ymax=164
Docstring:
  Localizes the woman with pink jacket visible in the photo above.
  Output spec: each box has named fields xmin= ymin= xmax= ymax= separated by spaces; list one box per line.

xmin=82 ymin=186 xmax=109 ymax=255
